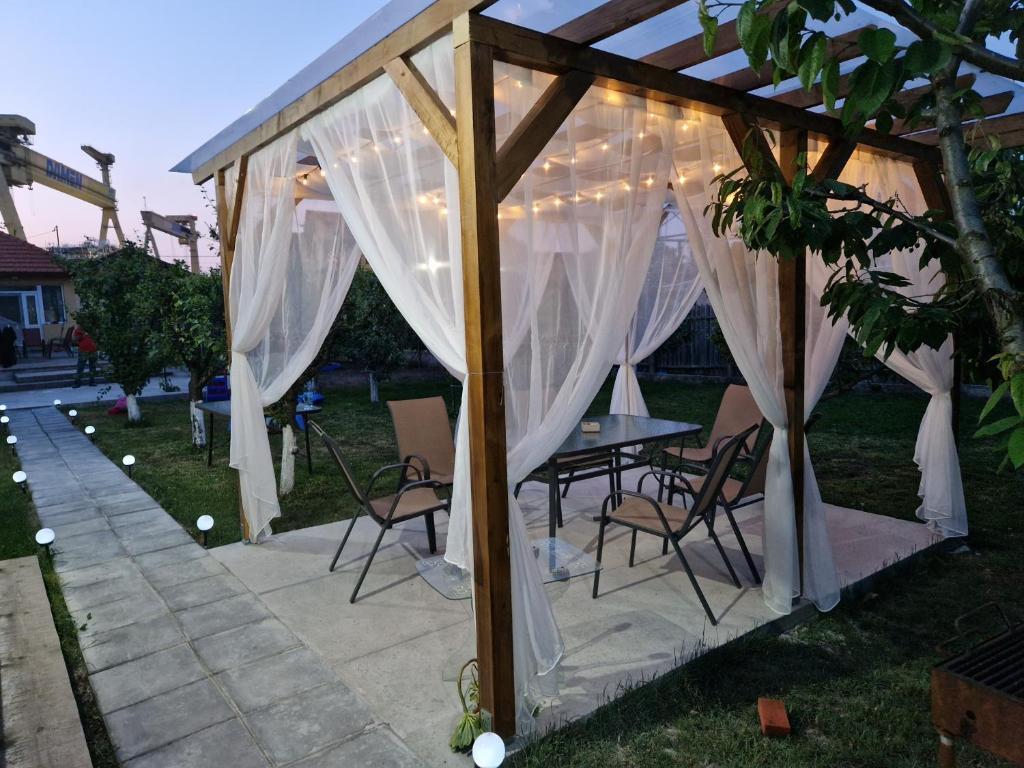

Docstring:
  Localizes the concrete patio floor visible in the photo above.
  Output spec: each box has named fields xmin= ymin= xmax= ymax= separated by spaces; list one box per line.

xmin=212 ymin=468 xmax=940 ymax=767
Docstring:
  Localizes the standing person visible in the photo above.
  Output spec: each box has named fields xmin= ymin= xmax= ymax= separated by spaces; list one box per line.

xmin=72 ymin=324 xmax=97 ymax=387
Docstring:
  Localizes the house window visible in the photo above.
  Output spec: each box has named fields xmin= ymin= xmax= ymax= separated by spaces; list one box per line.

xmin=41 ymin=285 xmax=66 ymax=323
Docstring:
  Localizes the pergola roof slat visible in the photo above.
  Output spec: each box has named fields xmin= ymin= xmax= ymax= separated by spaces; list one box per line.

xmin=551 ymin=0 xmax=690 ymax=45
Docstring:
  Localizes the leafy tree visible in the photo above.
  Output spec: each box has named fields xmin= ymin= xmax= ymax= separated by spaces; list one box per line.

xmin=698 ymin=0 xmax=1024 ymax=468
xmin=66 ymin=243 xmax=172 ymax=423
xmin=335 ymin=267 xmax=417 ymax=403
xmin=163 ymin=264 xmax=227 ymax=446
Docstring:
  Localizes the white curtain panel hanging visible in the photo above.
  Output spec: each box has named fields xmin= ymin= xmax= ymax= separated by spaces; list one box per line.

xmin=670 ymin=111 xmax=840 ymax=613
xmin=831 ymin=147 xmax=967 ymax=537
xmin=611 ymin=201 xmax=704 ymax=416
xmin=228 ymin=133 xmax=362 ymax=540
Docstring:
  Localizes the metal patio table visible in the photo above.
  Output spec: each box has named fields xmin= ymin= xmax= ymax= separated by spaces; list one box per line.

xmin=543 ymin=414 xmax=702 ymax=538
xmin=198 ymin=400 xmax=323 ymax=472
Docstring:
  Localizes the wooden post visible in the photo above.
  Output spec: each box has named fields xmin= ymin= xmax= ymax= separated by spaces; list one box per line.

xmin=912 ymin=160 xmax=960 ymax=446
xmin=778 ymin=128 xmax=808 ymax=597
xmin=216 ymin=159 xmax=251 ymax=543
xmin=453 ymin=15 xmax=517 ymax=738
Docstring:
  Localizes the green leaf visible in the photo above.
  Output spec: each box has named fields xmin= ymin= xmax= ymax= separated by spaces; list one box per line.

xmin=1009 ymin=427 xmax=1024 ymax=469
xmin=1012 ymin=373 xmax=1024 ymax=416
xmin=821 ymin=58 xmax=840 ymax=110
xmin=698 ymin=1 xmax=719 ymax=58
xmin=746 ymin=13 xmax=773 ymax=70
xmin=799 ymin=0 xmax=834 ymax=22
xmin=859 ymin=28 xmax=898 ymax=63
xmin=770 ymin=8 xmax=792 ymax=71
xmin=974 ymin=415 xmax=1022 ymax=439
xmin=980 ymin=380 xmax=1010 ymax=423
xmin=902 ymin=38 xmax=952 ymax=75
xmin=874 ymin=110 xmax=893 ymax=134
xmin=798 ymin=33 xmax=828 ymax=90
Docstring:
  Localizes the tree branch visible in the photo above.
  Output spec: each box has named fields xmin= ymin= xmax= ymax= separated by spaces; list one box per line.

xmin=859 ymin=0 xmax=1024 ymax=81
xmin=806 ymin=184 xmax=959 ymax=249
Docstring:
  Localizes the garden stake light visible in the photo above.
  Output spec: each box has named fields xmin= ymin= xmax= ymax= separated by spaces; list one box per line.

xmin=122 ymin=454 xmax=135 ymax=478
xmin=12 ymin=470 xmax=27 ymax=492
xmin=472 ymin=733 xmax=505 ymax=768
xmin=7 ymin=434 xmax=16 ymax=455
xmin=35 ymin=528 xmax=55 ymax=558
xmin=53 ymin=399 xmax=61 ymax=407
xmin=1 ymin=415 xmax=8 ymax=433
xmin=84 ymin=425 xmax=95 ymax=442
xmin=197 ymin=514 xmax=214 ymax=547
xmin=68 ymin=409 xmax=78 ymax=424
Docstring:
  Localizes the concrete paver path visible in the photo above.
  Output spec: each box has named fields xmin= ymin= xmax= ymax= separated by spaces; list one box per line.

xmin=9 ymin=407 xmax=425 ymax=768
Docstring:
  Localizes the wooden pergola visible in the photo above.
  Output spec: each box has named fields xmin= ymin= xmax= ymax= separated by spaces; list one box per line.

xmin=177 ymin=0 xmax=1014 ymax=737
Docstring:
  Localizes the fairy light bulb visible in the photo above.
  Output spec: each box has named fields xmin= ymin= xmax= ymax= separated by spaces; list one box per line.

xmin=543 ymin=161 xmax=551 ymax=171
xmin=623 ymin=182 xmax=631 ymax=191
xmin=713 ymin=162 xmax=722 ymax=173
xmin=601 ymin=143 xmax=609 ymax=151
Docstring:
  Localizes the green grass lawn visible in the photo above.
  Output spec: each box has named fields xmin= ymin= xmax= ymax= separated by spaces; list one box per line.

xmin=65 ymin=377 xmax=1024 ymax=767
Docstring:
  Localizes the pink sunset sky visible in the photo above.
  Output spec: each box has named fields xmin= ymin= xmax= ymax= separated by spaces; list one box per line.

xmin=4 ymin=1 xmax=389 ymax=271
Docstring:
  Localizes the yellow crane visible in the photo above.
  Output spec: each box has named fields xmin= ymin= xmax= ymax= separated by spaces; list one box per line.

xmin=0 ymin=114 xmax=124 ymax=247
xmin=141 ymin=210 xmax=201 ymax=272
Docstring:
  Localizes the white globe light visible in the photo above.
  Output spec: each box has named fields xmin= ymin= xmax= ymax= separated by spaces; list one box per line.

xmin=122 ymin=454 xmax=136 ymax=467
xmin=53 ymin=399 xmax=62 ymax=406
xmin=12 ymin=470 xmax=26 ymax=484
xmin=6 ymin=435 xmax=16 ymax=445
xmin=68 ymin=409 xmax=78 ymax=417
xmin=196 ymin=515 xmax=215 ymax=532
xmin=35 ymin=528 xmax=55 ymax=546
xmin=84 ymin=426 xmax=95 ymax=435
xmin=472 ymin=732 xmax=505 ymax=768
xmin=0 ymin=415 xmax=8 ymax=424
xmin=0 ymin=404 xmax=6 ymax=411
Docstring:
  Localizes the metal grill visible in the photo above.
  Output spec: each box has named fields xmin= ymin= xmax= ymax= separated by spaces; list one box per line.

xmin=932 ymin=606 xmax=1024 ymax=767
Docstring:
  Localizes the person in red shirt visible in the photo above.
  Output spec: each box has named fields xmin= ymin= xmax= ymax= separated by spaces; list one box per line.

xmin=72 ymin=324 xmax=98 ymax=387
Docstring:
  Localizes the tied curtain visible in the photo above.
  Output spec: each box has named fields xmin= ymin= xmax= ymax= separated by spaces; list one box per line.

xmin=828 ymin=147 xmax=967 ymax=538
xmin=671 ymin=111 xmax=841 ymax=613
xmin=227 ymin=133 xmax=361 ymax=540
xmin=610 ymin=202 xmax=704 ymax=416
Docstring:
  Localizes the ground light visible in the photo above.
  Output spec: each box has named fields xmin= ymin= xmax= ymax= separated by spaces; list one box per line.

xmin=196 ymin=514 xmax=214 ymax=548
xmin=84 ymin=425 xmax=96 ymax=442
xmin=1 ymin=415 xmax=8 ymax=433
xmin=12 ymin=470 xmax=27 ymax=492
xmin=472 ymin=732 xmax=505 ymax=768
xmin=122 ymin=454 xmax=136 ymax=478
xmin=53 ymin=399 xmax=61 ymax=407
xmin=68 ymin=409 xmax=78 ymax=424
xmin=35 ymin=527 xmax=55 ymax=558
xmin=6 ymin=434 xmax=17 ymax=454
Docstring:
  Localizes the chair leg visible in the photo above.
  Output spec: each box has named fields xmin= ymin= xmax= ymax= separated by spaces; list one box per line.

xmin=329 ymin=511 xmax=361 ymax=572
xmin=667 ymin=534 xmax=717 ymax=626
xmin=628 ymin=529 xmax=637 ymax=567
xmin=704 ymin=518 xmax=742 ymax=588
xmin=724 ymin=506 xmax=761 ymax=584
xmin=592 ymin=516 xmax=609 ymax=598
xmin=561 ymin=470 xmax=574 ymax=498
xmin=350 ymin=522 xmax=389 ymax=604
xmin=425 ymin=512 xmax=437 ymax=554
xmin=662 ymin=539 xmax=669 ymax=556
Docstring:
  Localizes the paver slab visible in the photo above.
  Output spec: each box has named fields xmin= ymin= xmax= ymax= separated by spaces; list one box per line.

xmin=160 ymin=572 xmax=248 ymax=611
xmin=91 ymin=643 xmax=207 ymax=714
xmin=216 ymin=646 xmax=333 ymax=713
xmin=177 ymin=592 xmax=271 ymax=640
xmin=193 ymin=618 xmax=301 ymax=674
xmin=122 ymin=719 xmax=270 ymax=768
xmin=80 ymin=613 xmax=186 ymax=674
xmin=293 ymin=727 xmax=426 ymax=768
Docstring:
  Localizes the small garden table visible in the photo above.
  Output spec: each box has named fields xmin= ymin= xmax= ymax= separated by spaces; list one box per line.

xmin=198 ymin=400 xmax=323 ymax=472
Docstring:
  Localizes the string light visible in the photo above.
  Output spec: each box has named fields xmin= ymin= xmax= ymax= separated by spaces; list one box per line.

xmin=601 ymin=143 xmax=609 ymax=151
xmin=678 ymin=174 xmax=686 ymax=184
xmin=644 ymin=176 xmax=654 ymax=187
xmin=622 ymin=182 xmax=631 ymax=191
xmin=543 ymin=161 xmax=551 ymax=171
xmin=713 ymin=162 xmax=722 ymax=173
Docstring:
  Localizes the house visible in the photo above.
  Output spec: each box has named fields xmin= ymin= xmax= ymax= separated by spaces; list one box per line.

xmin=0 ymin=231 xmax=77 ymax=346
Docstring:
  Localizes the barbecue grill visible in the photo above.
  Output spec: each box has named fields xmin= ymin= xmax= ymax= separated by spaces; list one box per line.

xmin=932 ymin=604 xmax=1024 ymax=767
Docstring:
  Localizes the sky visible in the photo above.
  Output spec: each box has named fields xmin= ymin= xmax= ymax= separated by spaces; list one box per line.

xmin=3 ymin=1 xmax=390 ymax=271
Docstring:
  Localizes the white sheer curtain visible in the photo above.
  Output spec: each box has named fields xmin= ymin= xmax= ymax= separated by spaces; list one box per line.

xmin=610 ymin=201 xmax=704 ymax=416
xmin=833 ymin=148 xmax=967 ymax=537
xmin=228 ymin=133 xmax=361 ymax=540
xmin=670 ymin=111 xmax=840 ymax=613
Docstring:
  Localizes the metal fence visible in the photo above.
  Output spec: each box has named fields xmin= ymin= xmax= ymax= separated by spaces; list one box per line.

xmin=643 ymin=299 xmax=739 ymax=378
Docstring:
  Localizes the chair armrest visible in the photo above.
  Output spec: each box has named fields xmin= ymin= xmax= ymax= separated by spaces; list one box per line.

xmin=366 ymin=462 xmax=423 ymax=500
xmin=636 ymin=468 xmax=696 ymax=498
xmin=599 ymin=489 xmax=675 ymax=536
xmin=381 ymin=478 xmax=448 ymax=520
xmin=402 ymin=453 xmax=432 ymax=480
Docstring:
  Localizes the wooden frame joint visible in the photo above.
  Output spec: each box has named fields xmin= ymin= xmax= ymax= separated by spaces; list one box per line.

xmin=385 ymin=55 xmax=459 ymax=166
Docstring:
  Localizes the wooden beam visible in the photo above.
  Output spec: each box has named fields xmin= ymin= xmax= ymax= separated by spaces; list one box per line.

xmin=226 ymin=155 xmax=248 ymax=254
xmin=640 ymin=0 xmax=788 ymax=71
xmin=810 ymin=137 xmax=856 ymax=182
xmin=192 ymin=0 xmax=502 ymax=183
xmin=777 ymin=128 xmax=808 ymax=599
xmin=494 ymin=70 xmax=594 ymax=201
xmin=912 ymin=160 xmax=959 ymax=445
xmin=385 ymin=55 xmax=459 ymax=166
xmin=721 ymin=112 xmax=782 ymax=179
xmin=465 ymin=14 xmax=939 ymax=163
xmin=453 ymin=17 xmax=517 ymax=739
xmin=552 ymin=0 xmax=688 ymax=45
xmin=904 ymin=110 xmax=1024 ymax=146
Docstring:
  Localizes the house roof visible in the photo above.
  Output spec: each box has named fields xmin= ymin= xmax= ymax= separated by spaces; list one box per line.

xmin=0 ymin=231 xmax=67 ymax=277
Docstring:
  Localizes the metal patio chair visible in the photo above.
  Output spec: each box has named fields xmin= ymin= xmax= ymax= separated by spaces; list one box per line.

xmin=310 ymin=420 xmax=449 ymax=604
xmin=592 ymin=424 xmax=759 ymax=626
xmin=387 ymin=396 xmax=456 ymax=489
xmin=661 ymin=384 xmax=762 ymax=471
